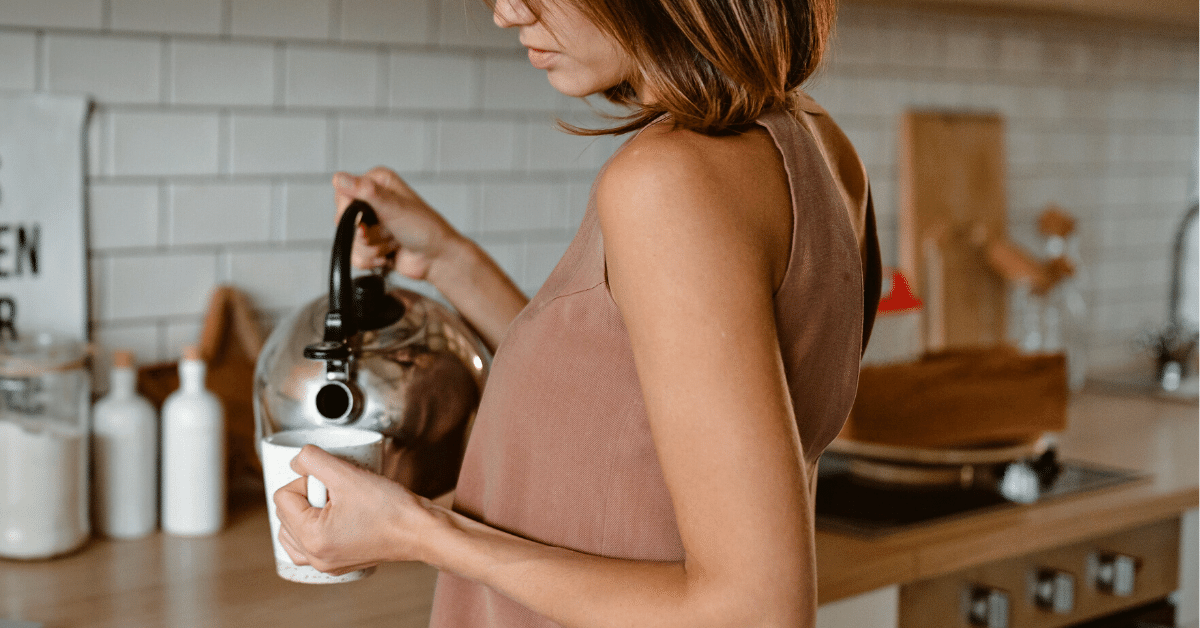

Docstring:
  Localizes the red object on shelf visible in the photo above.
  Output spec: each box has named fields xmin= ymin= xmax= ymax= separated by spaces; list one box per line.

xmin=878 ymin=269 xmax=922 ymax=313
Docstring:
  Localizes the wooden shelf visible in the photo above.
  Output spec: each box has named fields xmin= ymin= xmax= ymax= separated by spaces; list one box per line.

xmin=845 ymin=0 xmax=1197 ymax=35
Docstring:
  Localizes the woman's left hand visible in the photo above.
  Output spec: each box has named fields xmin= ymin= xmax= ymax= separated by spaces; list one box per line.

xmin=273 ymin=445 xmax=440 ymax=575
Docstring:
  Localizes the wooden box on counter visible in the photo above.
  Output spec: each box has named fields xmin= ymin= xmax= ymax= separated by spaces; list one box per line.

xmin=843 ymin=347 xmax=1068 ymax=448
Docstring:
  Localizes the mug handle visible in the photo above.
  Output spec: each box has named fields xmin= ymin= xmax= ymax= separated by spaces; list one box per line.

xmin=307 ymin=475 xmax=328 ymax=508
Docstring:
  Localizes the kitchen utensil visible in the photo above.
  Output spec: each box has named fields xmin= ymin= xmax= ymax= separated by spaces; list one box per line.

xmin=261 ymin=427 xmax=383 ymax=584
xmin=253 ymin=200 xmax=489 ymax=498
xmin=827 ymin=435 xmax=1060 ymax=503
xmin=0 ymin=332 xmax=91 ymax=559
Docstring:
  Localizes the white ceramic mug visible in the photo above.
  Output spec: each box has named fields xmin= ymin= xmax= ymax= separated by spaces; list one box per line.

xmin=261 ymin=427 xmax=384 ymax=584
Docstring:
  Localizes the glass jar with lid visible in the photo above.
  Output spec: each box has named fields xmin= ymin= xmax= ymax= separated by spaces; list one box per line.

xmin=0 ymin=332 xmax=92 ymax=559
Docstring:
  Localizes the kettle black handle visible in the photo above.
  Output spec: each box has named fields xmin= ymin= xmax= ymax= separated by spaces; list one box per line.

xmin=324 ymin=200 xmax=378 ymax=344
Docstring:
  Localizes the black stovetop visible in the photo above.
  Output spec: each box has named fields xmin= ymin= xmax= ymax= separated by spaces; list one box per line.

xmin=814 ymin=453 xmax=1144 ymax=537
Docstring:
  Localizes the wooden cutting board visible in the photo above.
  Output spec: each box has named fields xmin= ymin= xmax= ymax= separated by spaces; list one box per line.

xmin=899 ymin=111 xmax=1008 ymax=351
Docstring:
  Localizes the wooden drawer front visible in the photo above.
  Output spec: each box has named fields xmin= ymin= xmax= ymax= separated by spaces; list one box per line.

xmin=899 ymin=517 xmax=1180 ymax=628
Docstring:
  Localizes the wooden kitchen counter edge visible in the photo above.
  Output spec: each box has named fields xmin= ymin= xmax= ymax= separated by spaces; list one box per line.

xmin=815 ymin=389 xmax=1200 ymax=604
xmin=0 ymin=390 xmax=1192 ymax=624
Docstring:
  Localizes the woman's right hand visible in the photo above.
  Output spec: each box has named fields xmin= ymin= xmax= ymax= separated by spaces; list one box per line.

xmin=333 ymin=167 xmax=460 ymax=282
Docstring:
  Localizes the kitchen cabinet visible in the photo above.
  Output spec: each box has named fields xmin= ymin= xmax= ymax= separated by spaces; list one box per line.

xmin=846 ymin=0 xmax=1195 ymax=33
xmin=816 ymin=586 xmax=900 ymax=628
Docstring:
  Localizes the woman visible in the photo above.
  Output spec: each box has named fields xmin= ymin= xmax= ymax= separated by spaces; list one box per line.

xmin=274 ymin=0 xmax=882 ymax=625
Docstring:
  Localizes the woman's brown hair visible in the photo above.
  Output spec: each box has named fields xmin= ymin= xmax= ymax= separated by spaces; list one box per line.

xmin=524 ymin=0 xmax=837 ymax=136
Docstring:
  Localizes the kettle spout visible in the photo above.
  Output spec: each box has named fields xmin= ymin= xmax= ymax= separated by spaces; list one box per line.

xmin=313 ymin=379 xmax=363 ymax=424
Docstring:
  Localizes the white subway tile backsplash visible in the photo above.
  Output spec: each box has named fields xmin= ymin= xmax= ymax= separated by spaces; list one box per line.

xmin=479 ymin=182 xmax=568 ymax=232
xmin=110 ymin=0 xmax=222 ymax=35
xmin=171 ymin=41 xmax=275 ymax=106
xmin=111 ymin=111 xmax=220 ymax=175
xmin=169 ymin=183 xmax=273 ymax=246
xmin=164 ymin=320 xmax=203 ymax=361
xmin=567 ymin=181 xmax=593 ymax=228
xmin=231 ymin=0 xmax=332 ymax=40
xmin=998 ymin=35 xmax=1043 ymax=75
xmin=285 ymin=46 xmax=380 ymax=108
xmin=1160 ymin=90 xmax=1194 ymax=125
xmin=93 ymin=322 xmax=163 ymax=385
xmin=340 ymin=0 xmax=430 ymax=45
xmin=523 ymin=240 xmax=569 ymax=290
xmin=283 ymin=182 xmax=337 ymax=242
xmin=336 ymin=116 xmax=428 ymax=173
xmin=587 ymin=134 xmax=624 ymax=169
xmin=482 ymin=56 xmax=560 ymax=112
xmin=0 ymin=0 xmax=103 ymax=30
xmin=437 ymin=0 xmax=518 ymax=50
xmin=526 ymin=123 xmax=604 ymax=171
xmin=90 ymin=184 xmax=160 ymax=249
xmin=826 ymin=19 xmax=884 ymax=68
xmin=3 ymin=0 xmax=1187 ymax=374
xmin=476 ymin=240 xmax=523 ymax=284
xmin=1101 ymin=173 xmax=1148 ymax=206
xmin=867 ymin=177 xmax=897 ymax=222
xmin=389 ymin=51 xmax=476 ymax=111
xmin=889 ymin=25 xmax=946 ymax=69
xmin=436 ymin=119 xmax=516 ymax=172
xmin=399 ymin=180 xmax=477 ymax=235
xmin=88 ymin=109 xmax=107 ymax=176
xmin=106 ymin=252 xmax=219 ymax=319
xmin=1038 ymin=37 xmax=1089 ymax=76
xmin=46 ymin=35 xmax=161 ymax=104
xmin=89 ymin=254 xmax=107 ymax=322
xmin=230 ymin=113 xmax=328 ymax=174
xmin=944 ymin=28 xmax=998 ymax=72
xmin=1006 ymin=128 xmax=1043 ymax=168
xmin=228 ymin=248 xmax=327 ymax=310
xmin=0 ymin=32 xmax=36 ymax=91
xmin=840 ymin=122 xmax=889 ymax=172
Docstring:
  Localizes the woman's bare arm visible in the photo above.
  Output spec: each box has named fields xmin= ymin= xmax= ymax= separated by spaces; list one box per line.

xmin=280 ymin=126 xmax=814 ymax=627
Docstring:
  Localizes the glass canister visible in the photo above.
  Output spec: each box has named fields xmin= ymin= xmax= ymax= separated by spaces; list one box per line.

xmin=0 ymin=332 xmax=92 ymax=559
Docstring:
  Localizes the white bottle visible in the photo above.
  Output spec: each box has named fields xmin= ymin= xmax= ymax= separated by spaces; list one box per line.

xmin=92 ymin=350 xmax=159 ymax=539
xmin=161 ymin=345 xmax=225 ymax=536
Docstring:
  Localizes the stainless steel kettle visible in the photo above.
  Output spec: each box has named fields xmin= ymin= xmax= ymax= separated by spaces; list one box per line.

xmin=253 ymin=200 xmax=489 ymax=498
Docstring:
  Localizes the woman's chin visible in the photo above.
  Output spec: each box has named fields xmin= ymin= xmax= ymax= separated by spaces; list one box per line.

xmin=545 ymin=72 xmax=605 ymax=99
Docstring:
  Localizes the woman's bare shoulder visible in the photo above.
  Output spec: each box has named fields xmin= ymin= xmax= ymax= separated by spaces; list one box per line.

xmin=596 ymin=122 xmax=792 ymax=289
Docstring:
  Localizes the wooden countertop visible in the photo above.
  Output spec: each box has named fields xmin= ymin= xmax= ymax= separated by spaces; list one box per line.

xmin=1 ymin=390 xmax=1195 ymax=626
xmin=816 ymin=387 xmax=1199 ymax=603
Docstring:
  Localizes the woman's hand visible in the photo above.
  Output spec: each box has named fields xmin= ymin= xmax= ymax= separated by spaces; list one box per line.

xmin=273 ymin=445 xmax=442 ymax=575
xmin=333 ymin=167 xmax=528 ymax=352
xmin=334 ymin=167 xmax=461 ymax=281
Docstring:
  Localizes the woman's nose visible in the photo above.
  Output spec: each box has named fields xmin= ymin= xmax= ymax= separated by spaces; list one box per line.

xmin=493 ymin=0 xmax=536 ymax=28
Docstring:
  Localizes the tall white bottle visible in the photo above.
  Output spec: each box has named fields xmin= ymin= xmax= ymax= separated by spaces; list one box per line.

xmin=161 ymin=345 xmax=225 ymax=536
xmin=92 ymin=350 xmax=159 ymax=539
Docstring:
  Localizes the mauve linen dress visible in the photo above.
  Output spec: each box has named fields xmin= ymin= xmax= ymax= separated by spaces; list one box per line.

xmin=429 ymin=91 xmax=882 ymax=628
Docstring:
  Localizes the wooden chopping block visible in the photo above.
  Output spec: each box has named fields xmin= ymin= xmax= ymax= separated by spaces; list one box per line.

xmin=899 ymin=111 xmax=1009 ymax=351
xmin=137 ymin=286 xmax=266 ymax=496
xmin=842 ymin=347 xmax=1068 ymax=449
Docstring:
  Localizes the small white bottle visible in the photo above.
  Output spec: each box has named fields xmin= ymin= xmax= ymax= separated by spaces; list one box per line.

xmin=161 ymin=345 xmax=226 ymax=536
xmin=92 ymin=350 xmax=159 ymax=539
